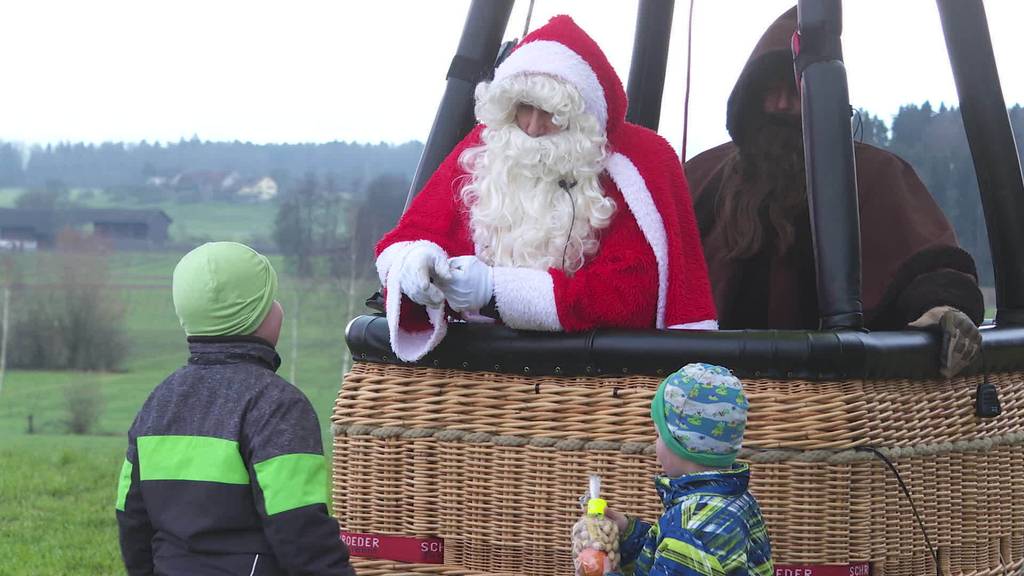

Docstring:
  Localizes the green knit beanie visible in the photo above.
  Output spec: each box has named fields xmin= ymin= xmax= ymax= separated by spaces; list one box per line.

xmin=172 ymin=242 xmax=278 ymax=337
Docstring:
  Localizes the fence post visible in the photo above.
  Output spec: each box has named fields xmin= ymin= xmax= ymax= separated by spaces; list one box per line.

xmin=0 ymin=286 xmax=9 ymax=395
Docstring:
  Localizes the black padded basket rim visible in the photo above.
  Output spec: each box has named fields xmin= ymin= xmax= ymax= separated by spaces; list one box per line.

xmin=345 ymin=314 xmax=1024 ymax=380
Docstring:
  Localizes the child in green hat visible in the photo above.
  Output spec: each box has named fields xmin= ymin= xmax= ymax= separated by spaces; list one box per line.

xmin=596 ymin=363 xmax=774 ymax=576
xmin=116 ymin=242 xmax=354 ymax=576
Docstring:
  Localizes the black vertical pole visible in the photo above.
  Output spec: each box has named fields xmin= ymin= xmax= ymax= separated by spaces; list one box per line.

xmin=936 ymin=0 xmax=1024 ymax=325
xmin=797 ymin=0 xmax=864 ymax=330
xmin=625 ymin=0 xmax=675 ymax=131
xmin=405 ymin=0 xmax=515 ymax=210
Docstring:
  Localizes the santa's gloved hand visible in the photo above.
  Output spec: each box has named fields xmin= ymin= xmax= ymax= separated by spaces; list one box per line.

xmin=908 ymin=305 xmax=981 ymax=378
xmin=398 ymin=244 xmax=452 ymax=308
xmin=442 ymin=256 xmax=494 ymax=312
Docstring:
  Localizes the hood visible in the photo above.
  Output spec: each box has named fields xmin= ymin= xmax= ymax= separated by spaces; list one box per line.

xmin=726 ymin=6 xmax=798 ymax=147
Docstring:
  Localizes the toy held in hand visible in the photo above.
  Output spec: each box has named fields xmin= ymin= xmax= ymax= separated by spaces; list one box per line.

xmin=572 ymin=475 xmax=619 ymax=575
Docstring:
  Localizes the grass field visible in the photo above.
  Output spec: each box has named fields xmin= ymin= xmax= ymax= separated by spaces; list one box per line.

xmin=0 ymin=249 xmax=374 ymax=574
xmin=0 ymin=187 xmax=278 ymax=244
xmin=0 ymin=435 xmax=126 ymax=575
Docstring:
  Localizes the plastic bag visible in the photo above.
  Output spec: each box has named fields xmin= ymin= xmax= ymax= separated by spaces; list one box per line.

xmin=571 ymin=475 xmax=620 ymax=576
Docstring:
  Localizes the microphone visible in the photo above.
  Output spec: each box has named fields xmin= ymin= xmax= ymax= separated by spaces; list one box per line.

xmin=558 ymin=177 xmax=577 ymax=191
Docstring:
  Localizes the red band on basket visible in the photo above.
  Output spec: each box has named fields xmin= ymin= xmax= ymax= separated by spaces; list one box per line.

xmin=340 ymin=532 xmax=444 ymax=564
xmin=774 ymin=564 xmax=871 ymax=576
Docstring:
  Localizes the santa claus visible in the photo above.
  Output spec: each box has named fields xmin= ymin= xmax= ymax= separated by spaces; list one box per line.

xmin=375 ymin=15 xmax=716 ymax=362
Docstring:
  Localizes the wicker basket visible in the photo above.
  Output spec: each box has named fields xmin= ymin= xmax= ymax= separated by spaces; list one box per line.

xmin=331 ymin=362 xmax=1024 ymax=576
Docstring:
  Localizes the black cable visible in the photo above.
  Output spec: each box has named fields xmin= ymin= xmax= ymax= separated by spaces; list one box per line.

xmin=559 ymin=178 xmax=577 ymax=272
xmin=856 ymin=446 xmax=940 ymax=576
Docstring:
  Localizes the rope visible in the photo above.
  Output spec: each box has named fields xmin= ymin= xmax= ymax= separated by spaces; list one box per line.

xmin=401 ymin=427 xmax=439 ymax=439
xmin=528 ymin=436 xmax=561 ymax=448
xmin=434 ymin=429 xmax=469 ymax=442
xmin=370 ymin=426 xmax=405 ymax=439
xmin=621 ymin=442 xmax=650 ymax=454
xmin=521 ymin=0 xmax=536 ymax=38
xmin=464 ymin=432 xmax=494 ymax=444
xmin=584 ymin=440 xmax=621 ymax=452
xmin=681 ymin=0 xmax=696 ymax=162
xmin=335 ymin=421 xmax=1024 ymax=460
xmin=555 ymin=438 xmax=588 ymax=451
xmin=493 ymin=434 xmax=530 ymax=447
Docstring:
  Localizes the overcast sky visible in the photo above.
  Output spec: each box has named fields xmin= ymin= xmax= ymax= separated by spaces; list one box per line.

xmin=1 ymin=0 xmax=1022 ymax=159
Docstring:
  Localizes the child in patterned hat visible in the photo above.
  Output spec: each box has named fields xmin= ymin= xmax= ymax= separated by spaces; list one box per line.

xmin=599 ymin=363 xmax=774 ymax=576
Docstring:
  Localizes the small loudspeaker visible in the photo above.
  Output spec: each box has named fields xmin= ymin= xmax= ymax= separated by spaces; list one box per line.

xmin=975 ymin=382 xmax=1001 ymax=418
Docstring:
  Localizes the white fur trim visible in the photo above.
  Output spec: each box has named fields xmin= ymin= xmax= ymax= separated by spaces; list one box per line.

xmin=375 ymin=241 xmax=415 ymax=286
xmin=669 ymin=320 xmax=719 ymax=330
xmin=605 ymin=153 xmax=670 ymax=329
xmin=493 ymin=40 xmax=608 ymax=131
xmin=492 ymin=267 xmax=562 ymax=331
xmin=383 ymin=240 xmax=448 ymax=362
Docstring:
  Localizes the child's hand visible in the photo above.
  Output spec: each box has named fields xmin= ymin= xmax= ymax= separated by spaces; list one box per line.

xmin=603 ymin=508 xmax=628 ymax=533
xmin=578 ymin=493 xmax=628 ymax=534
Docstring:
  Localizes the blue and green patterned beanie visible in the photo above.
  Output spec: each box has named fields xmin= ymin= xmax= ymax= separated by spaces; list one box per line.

xmin=651 ymin=363 xmax=748 ymax=467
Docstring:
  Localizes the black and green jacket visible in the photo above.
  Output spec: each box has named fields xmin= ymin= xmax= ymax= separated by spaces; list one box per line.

xmin=115 ymin=337 xmax=354 ymax=576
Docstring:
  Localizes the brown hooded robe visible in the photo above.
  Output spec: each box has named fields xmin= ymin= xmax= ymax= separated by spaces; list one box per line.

xmin=685 ymin=7 xmax=984 ymax=330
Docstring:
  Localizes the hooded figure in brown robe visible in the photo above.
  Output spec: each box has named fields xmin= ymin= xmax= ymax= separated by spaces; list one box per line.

xmin=685 ymin=6 xmax=984 ymax=377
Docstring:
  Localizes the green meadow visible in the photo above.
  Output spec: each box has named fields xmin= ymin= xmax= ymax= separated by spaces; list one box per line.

xmin=0 ymin=249 xmax=372 ymax=575
xmin=0 ymin=188 xmax=277 ymax=245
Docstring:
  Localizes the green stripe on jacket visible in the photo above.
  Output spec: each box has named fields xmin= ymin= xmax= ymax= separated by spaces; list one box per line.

xmin=115 ymin=459 xmax=133 ymax=511
xmin=254 ymin=453 xmax=328 ymax=515
xmin=658 ymin=537 xmax=726 ymax=575
xmin=137 ymin=435 xmax=249 ymax=484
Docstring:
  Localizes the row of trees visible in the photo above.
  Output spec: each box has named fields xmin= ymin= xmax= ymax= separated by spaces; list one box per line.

xmin=856 ymin=103 xmax=1024 ymax=285
xmin=0 ymin=138 xmax=423 ymax=201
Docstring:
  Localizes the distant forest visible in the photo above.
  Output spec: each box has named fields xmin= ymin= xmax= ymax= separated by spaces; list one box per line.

xmin=2 ymin=102 xmax=1023 ymax=284
xmin=0 ymin=138 xmax=424 ymax=202
xmin=853 ymin=103 xmax=1024 ymax=285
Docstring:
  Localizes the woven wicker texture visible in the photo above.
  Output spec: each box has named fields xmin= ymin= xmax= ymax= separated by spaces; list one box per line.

xmin=332 ymin=362 xmax=1024 ymax=576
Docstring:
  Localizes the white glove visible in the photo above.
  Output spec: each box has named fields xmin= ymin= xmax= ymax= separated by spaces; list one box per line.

xmin=443 ymin=255 xmax=494 ymax=313
xmin=398 ymin=244 xmax=452 ymax=308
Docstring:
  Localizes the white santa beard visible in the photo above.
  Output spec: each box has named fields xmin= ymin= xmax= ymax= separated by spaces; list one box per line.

xmin=461 ymin=124 xmax=615 ymax=275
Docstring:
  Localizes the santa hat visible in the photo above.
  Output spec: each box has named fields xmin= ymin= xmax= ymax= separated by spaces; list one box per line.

xmin=492 ymin=15 xmax=627 ymax=139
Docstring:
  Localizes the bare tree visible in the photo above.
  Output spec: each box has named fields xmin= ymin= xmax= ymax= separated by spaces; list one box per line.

xmin=8 ymin=230 xmax=127 ymax=371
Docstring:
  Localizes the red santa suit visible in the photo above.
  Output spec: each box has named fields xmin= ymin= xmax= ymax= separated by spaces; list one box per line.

xmin=376 ymin=15 xmax=717 ymax=362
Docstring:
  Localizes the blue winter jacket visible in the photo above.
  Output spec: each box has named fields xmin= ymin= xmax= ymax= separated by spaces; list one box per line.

xmin=609 ymin=464 xmax=773 ymax=576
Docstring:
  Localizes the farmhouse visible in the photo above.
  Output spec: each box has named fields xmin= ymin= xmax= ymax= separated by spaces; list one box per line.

xmin=0 ymin=208 xmax=172 ymax=250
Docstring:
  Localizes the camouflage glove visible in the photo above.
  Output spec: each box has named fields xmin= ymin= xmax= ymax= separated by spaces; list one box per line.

xmin=908 ymin=306 xmax=981 ymax=378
